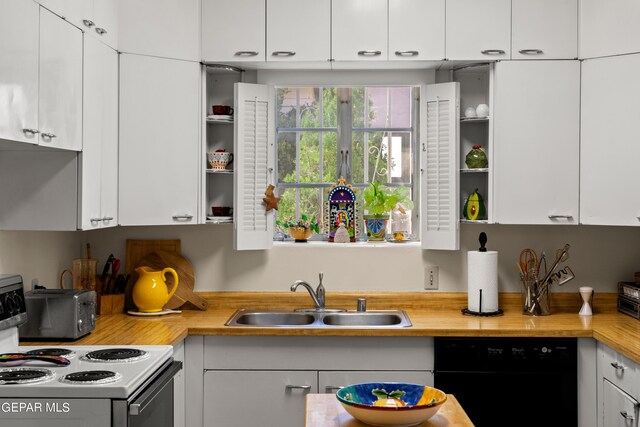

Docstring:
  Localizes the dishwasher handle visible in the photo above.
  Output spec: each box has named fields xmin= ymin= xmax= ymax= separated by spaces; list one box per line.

xmin=129 ymin=361 xmax=182 ymax=416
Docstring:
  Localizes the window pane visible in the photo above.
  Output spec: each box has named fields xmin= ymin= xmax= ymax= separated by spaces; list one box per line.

xmin=276 ymin=187 xmax=296 ymax=223
xmin=351 ymin=88 xmax=366 ymax=128
xmin=389 ymin=87 xmax=411 ymax=128
xmin=322 ymin=132 xmax=338 ymax=183
xmin=300 ymin=187 xmax=323 ymax=225
xmin=388 ymin=131 xmax=413 ymax=184
xmin=276 ymin=88 xmax=296 ymax=128
xmin=322 ymin=88 xmax=337 ymax=128
xmin=351 ymin=131 xmax=365 ymax=183
xmin=367 ymin=87 xmax=388 ymax=128
xmin=277 ymin=132 xmax=296 ymax=183
xmin=299 ymin=88 xmax=320 ymax=127
xmin=366 ymin=131 xmax=389 ymax=183
xmin=299 ymin=132 xmax=320 ymax=182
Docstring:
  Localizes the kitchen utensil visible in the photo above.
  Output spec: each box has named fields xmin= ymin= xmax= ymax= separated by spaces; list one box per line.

xmin=539 ymin=244 xmax=570 ymax=287
xmin=132 ymin=267 xmax=179 ymax=313
xmin=62 ymin=258 xmax=99 ymax=291
xmin=100 ymin=254 xmax=115 ymax=283
xmin=548 ymin=265 xmax=575 ymax=286
xmin=125 ymin=239 xmax=182 ymax=275
xmin=519 ymin=248 xmax=538 ymax=281
xmin=109 ymin=258 xmax=121 ymax=293
xmin=127 ymin=251 xmax=208 ymax=310
xmin=0 ymin=353 xmax=70 ymax=367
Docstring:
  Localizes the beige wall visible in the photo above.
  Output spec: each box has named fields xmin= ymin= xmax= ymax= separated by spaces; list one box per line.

xmin=77 ymin=224 xmax=640 ymax=294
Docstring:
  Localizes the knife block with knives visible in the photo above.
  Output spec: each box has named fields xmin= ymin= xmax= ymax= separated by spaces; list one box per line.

xmin=96 ymin=254 xmax=126 ymax=315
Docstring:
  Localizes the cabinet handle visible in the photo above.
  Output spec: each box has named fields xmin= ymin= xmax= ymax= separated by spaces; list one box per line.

xmin=611 ymin=362 xmax=626 ymax=371
xmin=102 ymin=216 xmax=114 ymax=222
xmin=235 ymin=51 xmax=259 ymax=57
xmin=518 ymin=49 xmax=543 ymax=55
xmin=286 ymin=385 xmax=311 ymax=391
xmin=95 ymin=27 xmax=107 ymax=35
xmin=395 ymin=50 xmax=419 ymax=57
xmin=90 ymin=218 xmax=103 ymax=223
xmin=272 ymin=51 xmax=296 ymax=57
xmin=358 ymin=50 xmax=382 ymax=56
xmin=40 ymin=132 xmax=57 ymax=140
xmin=481 ymin=49 xmax=506 ymax=55
xmin=325 ymin=386 xmax=343 ymax=393
xmin=548 ymin=215 xmax=573 ymax=219
xmin=82 ymin=19 xmax=95 ymax=28
xmin=172 ymin=214 xmax=193 ymax=221
xmin=22 ymin=128 xmax=39 ymax=135
xmin=620 ymin=411 xmax=635 ymax=421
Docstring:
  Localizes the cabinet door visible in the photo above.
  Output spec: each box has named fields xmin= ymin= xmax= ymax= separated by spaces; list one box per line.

xmin=203 ymin=370 xmax=316 ymax=427
xmin=234 ymin=83 xmax=274 ymax=250
xmin=512 ymin=0 xmax=577 ymax=60
xmin=581 ymin=55 xmax=640 ymax=226
xmin=446 ymin=0 xmax=511 ymax=61
xmin=493 ymin=61 xmax=580 ymax=224
xmin=80 ymin=36 xmax=118 ymax=229
xmin=603 ymin=380 xmax=639 ymax=427
xmin=91 ymin=0 xmax=118 ymax=49
xmin=38 ymin=7 xmax=83 ymax=151
xmin=119 ymin=54 xmax=200 ymax=225
xmin=389 ymin=0 xmax=445 ymax=61
xmin=420 ymin=82 xmax=460 ymax=250
xmin=0 ymin=0 xmax=39 ymax=145
xmin=267 ymin=0 xmax=330 ymax=62
xmin=319 ymin=371 xmax=434 ymax=394
xmin=581 ymin=0 xmax=640 ymax=59
xmin=202 ymin=0 xmax=265 ymax=63
xmin=332 ymin=0 xmax=387 ymax=61
xmin=37 ymin=0 xmax=86 ymax=24
xmin=117 ymin=0 xmax=199 ymax=61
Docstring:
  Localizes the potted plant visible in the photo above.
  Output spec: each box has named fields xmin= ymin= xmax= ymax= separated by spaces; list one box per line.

xmin=362 ymin=182 xmax=414 ymax=241
xmin=276 ymin=214 xmax=320 ymax=242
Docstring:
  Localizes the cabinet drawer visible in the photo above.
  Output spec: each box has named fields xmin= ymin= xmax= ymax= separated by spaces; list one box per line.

xmin=603 ymin=379 xmax=639 ymax=427
xmin=319 ymin=370 xmax=433 ymax=394
xmin=204 ymin=336 xmax=434 ymax=371
xmin=599 ymin=343 xmax=640 ymax=400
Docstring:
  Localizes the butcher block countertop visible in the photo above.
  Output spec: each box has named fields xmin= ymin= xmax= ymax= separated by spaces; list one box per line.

xmin=305 ymin=394 xmax=473 ymax=427
xmin=22 ymin=292 xmax=640 ymax=364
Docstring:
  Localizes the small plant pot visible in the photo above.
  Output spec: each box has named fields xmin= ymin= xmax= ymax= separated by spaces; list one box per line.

xmin=364 ymin=216 xmax=388 ymax=241
xmin=288 ymin=226 xmax=312 ymax=242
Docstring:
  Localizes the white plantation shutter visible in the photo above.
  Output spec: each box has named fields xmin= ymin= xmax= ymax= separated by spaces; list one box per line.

xmin=234 ymin=83 xmax=274 ymax=250
xmin=420 ymin=82 xmax=460 ymax=250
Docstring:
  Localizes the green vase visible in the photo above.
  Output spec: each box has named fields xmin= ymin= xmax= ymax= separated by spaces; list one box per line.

xmin=465 ymin=145 xmax=488 ymax=169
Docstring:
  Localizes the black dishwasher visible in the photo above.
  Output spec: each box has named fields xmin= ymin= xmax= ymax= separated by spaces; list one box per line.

xmin=434 ymin=337 xmax=577 ymax=427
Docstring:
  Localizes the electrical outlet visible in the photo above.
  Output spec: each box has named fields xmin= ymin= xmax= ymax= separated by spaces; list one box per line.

xmin=424 ymin=266 xmax=439 ymax=290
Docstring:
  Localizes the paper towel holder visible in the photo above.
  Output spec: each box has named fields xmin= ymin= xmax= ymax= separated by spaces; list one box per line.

xmin=462 ymin=232 xmax=504 ymax=316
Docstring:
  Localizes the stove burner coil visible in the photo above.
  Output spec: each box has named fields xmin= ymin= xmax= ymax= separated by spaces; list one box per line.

xmin=82 ymin=348 xmax=149 ymax=363
xmin=26 ymin=348 xmax=76 ymax=358
xmin=60 ymin=370 xmax=122 ymax=385
xmin=0 ymin=368 xmax=55 ymax=385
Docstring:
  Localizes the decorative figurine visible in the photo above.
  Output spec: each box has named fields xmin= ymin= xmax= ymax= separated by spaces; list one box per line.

xmin=324 ymin=177 xmax=362 ymax=242
xmin=333 ymin=223 xmax=350 ymax=243
xmin=465 ymin=145 xmax=488 ymax=169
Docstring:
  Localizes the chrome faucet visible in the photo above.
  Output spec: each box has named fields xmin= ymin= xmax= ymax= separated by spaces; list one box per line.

xmin=291 ymin=272 xmax=325 ymax=311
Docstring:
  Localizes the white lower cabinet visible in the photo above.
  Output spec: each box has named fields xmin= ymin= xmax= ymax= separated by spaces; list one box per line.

xmin=603 ymin=380 xmax=639 ymax=427
xmin=597 ymin=342 xmax=640 ymax=427
xmin=190 ymin=336 xmax=434 ymax=427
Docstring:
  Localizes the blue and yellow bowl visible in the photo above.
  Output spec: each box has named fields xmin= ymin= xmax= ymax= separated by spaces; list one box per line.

xmin=336 ymin=382 xmax=447 ymax=427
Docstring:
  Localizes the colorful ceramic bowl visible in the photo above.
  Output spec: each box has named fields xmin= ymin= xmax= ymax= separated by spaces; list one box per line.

xmin=336 ymin=382 xmax=447 ymax=427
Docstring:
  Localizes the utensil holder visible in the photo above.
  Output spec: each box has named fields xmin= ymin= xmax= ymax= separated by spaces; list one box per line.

xmin=521 ymin=278 xmax=550 ymax=316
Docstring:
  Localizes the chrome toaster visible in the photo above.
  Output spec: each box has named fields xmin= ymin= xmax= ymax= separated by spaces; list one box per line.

xmin=19 ymin=289 xmax=96 ymax=340
xmin=618 ymin=282 xmax=640 ymax=320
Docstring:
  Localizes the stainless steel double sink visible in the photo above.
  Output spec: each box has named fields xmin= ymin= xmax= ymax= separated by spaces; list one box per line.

xmin=225 ymin=309 xmax=412 ymax=328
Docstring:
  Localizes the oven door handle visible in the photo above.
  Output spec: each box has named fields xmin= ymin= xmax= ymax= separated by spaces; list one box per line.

xmin=129 ymin=361 xmax=182 ymax=416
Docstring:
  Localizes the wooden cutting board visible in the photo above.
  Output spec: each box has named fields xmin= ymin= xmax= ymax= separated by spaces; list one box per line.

xmin=125 ymin=239 xmax=182 ymax=274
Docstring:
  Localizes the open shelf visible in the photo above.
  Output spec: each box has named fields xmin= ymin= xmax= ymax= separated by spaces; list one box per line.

xmin=461 ymin=168 xmax=488 ymax=173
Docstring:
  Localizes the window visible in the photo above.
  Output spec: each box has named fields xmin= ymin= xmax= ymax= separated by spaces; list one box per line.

xmin=275 ymin=86 xmax=419 ymax=239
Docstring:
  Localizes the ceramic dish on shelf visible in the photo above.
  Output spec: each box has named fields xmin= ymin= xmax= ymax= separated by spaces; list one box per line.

xmin=206 ymin=216 xmax=232 ymax=222
xmin=336 ymin=382 xmax=447 ymax=427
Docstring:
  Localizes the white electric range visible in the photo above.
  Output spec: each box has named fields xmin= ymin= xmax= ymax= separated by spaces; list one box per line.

xmin=0 ymin=274 xmax=181 ymax=427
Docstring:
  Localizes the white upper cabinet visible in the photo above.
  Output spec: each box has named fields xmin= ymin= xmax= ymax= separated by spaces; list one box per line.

xmin=512 ymin=0 xmax=577 ymax=60
xmin=493 ymin=61 xmax=580 ymax=225
xmin=581 ymin=0 xmax=640 ymax=59
xmin=389 ymin=0 xmax=445 ymax=61
xmin=202 ymin=0 xmax=265 ymax=63
xmin=581 ymin=54 xmax=640 ymax=226
xmin=117 ymin=0 xmax=199 ymax=61
xmin=234 ymin=83 xmax=274 ymax=251
xmin=446 ymin=0 xmax=511 ymax=61
xmin=0 ymin=0 xmax=39 ymax=145
xmin=421 ymin=82 xmax=460 ymax=250
xmin=267 ymin=0 xmax=330 ymax=63
xmin=332 ymin=0 xmax=387 ymax=61
xmin=39 ymin=7 xmax=83 ymax=151
xmin=119 ymin=54 xmax=200 ymax=226
xmin=79 ymin=36 xmax=118 ymax=230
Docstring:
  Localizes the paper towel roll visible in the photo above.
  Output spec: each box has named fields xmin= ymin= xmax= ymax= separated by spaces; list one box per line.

xmin=467 ymin=250 xmax=499 ymax=313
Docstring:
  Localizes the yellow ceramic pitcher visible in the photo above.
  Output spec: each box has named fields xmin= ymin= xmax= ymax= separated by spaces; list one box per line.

xmin=132 ymin=266 xmax=179 ymax=313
